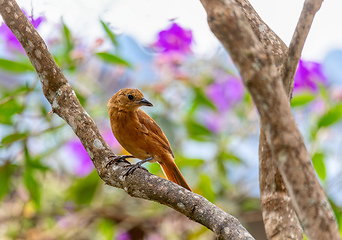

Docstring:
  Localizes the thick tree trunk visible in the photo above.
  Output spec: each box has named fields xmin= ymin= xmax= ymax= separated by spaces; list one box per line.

xmin=199 ymin=0 xmax=341 ymax=239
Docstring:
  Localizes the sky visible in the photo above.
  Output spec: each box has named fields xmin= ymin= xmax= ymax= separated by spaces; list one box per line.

xmin=3 ymin=0 xmax=342 ymax=62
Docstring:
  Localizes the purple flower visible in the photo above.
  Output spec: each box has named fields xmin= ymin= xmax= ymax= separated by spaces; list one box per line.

xmin=0 ymin=9 xmax=44 ymax=52
xmin=65 ymin=130 xmax=120 ymax=176
xmin=204 ymin=73 xmax=244 ymax=133
xmin=206 ymin=76 xmax=244 ymax=112
xmin=294 ymin=59 xmax=327 ymax=93
xmin=203 ymin=111 xmax=226 ymax=134
xmin=117 ymin=231 xmax=131 ymax=240
xmin=154 ymin=22 xmax=192 ymax=54
xmin=65 ymin=140 xmax=94 ymax=176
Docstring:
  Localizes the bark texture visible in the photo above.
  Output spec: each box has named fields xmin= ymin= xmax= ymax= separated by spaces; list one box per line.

xmin=199 ymin=0 xmax=341 ymax=239
xmin=233 ymin=1 xmax=303 ymax=239
xmin=0 ymin=1 xmax=255 ymax=239
xmin=281 ymin=0 xmax=323 ymax=98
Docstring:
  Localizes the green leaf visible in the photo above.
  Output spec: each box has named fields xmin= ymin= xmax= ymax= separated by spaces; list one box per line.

xmin=24 ymin=169 xmax=41 ymax=208
xmin=318 ymin=84 xmax=329 ymax=101
xmin=216 ymin=157 xmax=226 ymax=176
xmin=0 ymin=58 xmax=34 ymax=72
xmin=100 ymin=20 xmax=118 ymax=47
xmin=291 ymin=93 xmax=315 ymax=107
xmin=0 ymin=99 xmax=22 ymax=125
xmin=185 ymin=119 xmax=211 ymax=141
xmin=97 ymin=218 xmax=115 ymax=240
xmin=67 ymin=170 xmax=101 ymax=205
xmin=241 ymin=198 xmax=260 ymax=211
xmin=73 ymin=88 xmax=87 ymax=106
xmin=12 ymin=84 xmax=31 ymax=94
xmin=175 ymin=155 xmax=204 ymax=168
xmin=189 ymin=87 xmax=216 ymax=115
xmin=96 ymin=52 xmax=132 ymax=68
xmin=198 ymin=173 xmax=215 ymax=202
xmin=0 ymin=162 xmax=16 ymax=200
xmin=218 ymin=150 xmax=241 ymax=163
xmin=194 ymin=87 xmax=216 ymax=110
xmin=317 ymin=103 xmax=342 ymax=128
xmin=178 ymin=158 xmax=204 ymax=167
xmin=187 ymin=226 xmax=211 ymax=240
xmin=312 ymin=152 xmax=326 ymax=181
xmin=29 ymin=157 xmax=50 ymax=172
xmin=149 ymin=161 xmax=162 ymax=175
xmin=24 ymin=144 xmax=41 ymax=208
xmin=1 ymin=133 xmax=28 ymax=146
xmin=310 ymin=125 xmax=318 ymax=141
xmin=62 ymin=21 xmax=74 ymax=52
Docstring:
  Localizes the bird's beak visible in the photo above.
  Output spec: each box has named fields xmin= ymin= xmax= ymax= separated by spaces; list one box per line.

xmin=138 ymin=97 xmax=153 ymax=107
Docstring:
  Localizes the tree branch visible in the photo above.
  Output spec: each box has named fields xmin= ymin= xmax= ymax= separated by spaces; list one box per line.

xmin=258 ymin=1 xmax=323 ymax=237
xmin=199 ymin=0 xmax=341 ymax=239
xmin=0 ymin=1 xmax=255 ymax=239
xmin=282 ymin=0 xmax=323 ymax=98
xmin=259 ymin=2 xmax=323 ymax=237
xmin=234 ymin=0 xmax=287 ymax=68
xmin=259 ymin=130 xmax=303 ymax=240
xmin=232 ymin=1 xmax=303 ymax=239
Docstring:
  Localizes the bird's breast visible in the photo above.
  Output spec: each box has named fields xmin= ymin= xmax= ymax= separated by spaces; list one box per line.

xmin=110 ymin=111 xmax=153 ymax=161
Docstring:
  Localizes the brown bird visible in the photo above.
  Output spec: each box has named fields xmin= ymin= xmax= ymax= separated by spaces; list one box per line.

xmin=107 ymin=88 xmax=191 ymax=191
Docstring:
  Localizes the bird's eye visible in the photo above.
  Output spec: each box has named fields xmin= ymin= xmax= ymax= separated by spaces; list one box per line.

xmin=127 ymin=94 xmax=134 ymax=100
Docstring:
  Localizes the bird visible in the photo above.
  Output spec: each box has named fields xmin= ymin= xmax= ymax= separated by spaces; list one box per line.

xmin=107 ymin=88 xmax=192 ymax=191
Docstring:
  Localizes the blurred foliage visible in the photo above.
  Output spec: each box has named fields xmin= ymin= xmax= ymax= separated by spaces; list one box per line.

xmin=0 ymin=16 xmax=341 ymax=240
xmin=96 ymin=52 xmax=132 ymax=68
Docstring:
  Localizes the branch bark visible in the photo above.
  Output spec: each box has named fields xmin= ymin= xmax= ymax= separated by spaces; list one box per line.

xmin=0 ymin=1 xmax=255 ymax=239
xmin=232 ymin=1 xmax=303 ymax=239
xmin=281 ymin=0 xmax=323 ymax=98
xmin=199 ymin=0 xmax=341 ymax=239
xmin=238 ymin=0 xmax=323 ymax=239
xmin=234 ymin=0 xmax=287 ymax=68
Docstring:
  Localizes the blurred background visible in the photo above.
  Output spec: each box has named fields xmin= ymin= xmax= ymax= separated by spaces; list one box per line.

xmin=0 ymin=0 xmax=341 ymax=239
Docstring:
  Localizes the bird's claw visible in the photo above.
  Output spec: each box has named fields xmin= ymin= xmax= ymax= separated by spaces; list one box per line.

xmin=123 ymin=163 xmax=148 ymax=176
xmin=122 ymin=156 xmax=153 ymax=177
xmin=106 ymin=155 xmax=134 ymax=168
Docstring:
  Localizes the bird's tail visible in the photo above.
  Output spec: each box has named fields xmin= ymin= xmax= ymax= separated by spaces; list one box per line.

xmin=158 ymin=159 xmax=192 ymax=192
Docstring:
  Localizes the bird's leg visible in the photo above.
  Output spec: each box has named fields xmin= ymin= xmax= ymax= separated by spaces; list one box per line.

xmin=106 ymin=155 xmax=135 ymax=168
xmin=123 ymin=156 xmax=153 ymax=176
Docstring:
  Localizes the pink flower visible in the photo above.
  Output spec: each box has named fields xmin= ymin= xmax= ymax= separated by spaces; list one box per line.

xmin=203 ymin=72 xmax=244 ymax=133
xmin=294 ymin=59 xmax=327 ymax=93
xmin=206 ymin=76 xmax=244 ymax=112
xmin=154 ymin=23 xmax=192 ymax=54
xmin=117 ymin=231 xmax=131 ymax=240
xmin=65 ymin=130 xmax=121 ymax=176
xmin=66 ymin=139 xmax=94 ymax=176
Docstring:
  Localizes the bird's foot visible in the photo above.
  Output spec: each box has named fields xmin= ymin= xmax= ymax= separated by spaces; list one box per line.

xmin=106 ymin=155 xmax=135 ymax=168
xmin=123 ymin=156 xmax=153 ymax=176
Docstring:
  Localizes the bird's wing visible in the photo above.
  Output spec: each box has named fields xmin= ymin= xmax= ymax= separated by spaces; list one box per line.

xmin=137 ymin=109 xmax=174 ymax=158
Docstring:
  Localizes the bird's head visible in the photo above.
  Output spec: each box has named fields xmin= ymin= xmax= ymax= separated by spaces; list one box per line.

xmin=108 ymin=88 xmax=153 ymax=110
